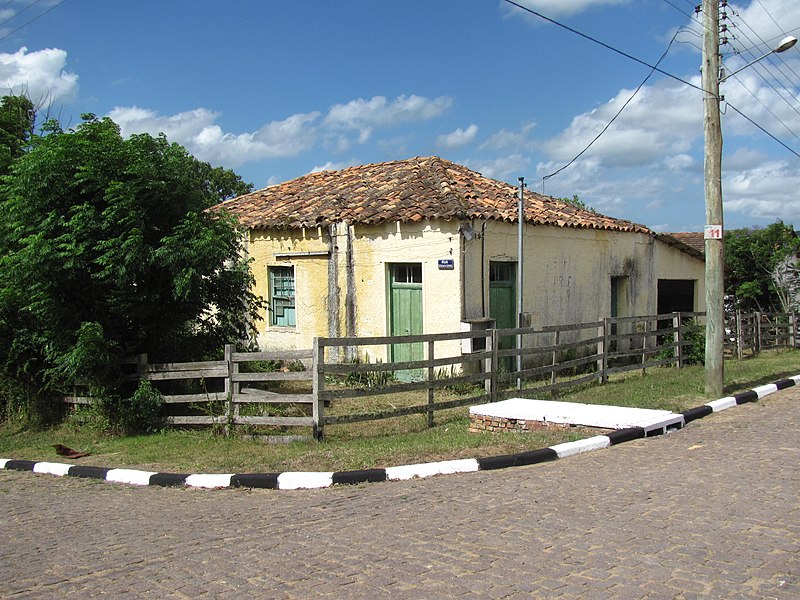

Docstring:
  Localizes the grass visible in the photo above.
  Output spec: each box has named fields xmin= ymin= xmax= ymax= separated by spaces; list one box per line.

xmin=1 ymin=349 xmax=799 ymax=474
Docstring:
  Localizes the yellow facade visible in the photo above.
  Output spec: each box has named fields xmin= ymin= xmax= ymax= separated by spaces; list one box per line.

xmin=248 ymin=218 xmax=705 ymax=359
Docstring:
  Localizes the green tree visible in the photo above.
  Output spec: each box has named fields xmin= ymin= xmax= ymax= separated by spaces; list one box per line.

xmin=558 ymin=194 xmax=595 ymax=212
xmin=0 ymin=114 xmax=262 ymax=397
xmin=724 ymin=221 xmax=800 ymax=313
xmin=0 ymin=95 xmax=35 ymax=176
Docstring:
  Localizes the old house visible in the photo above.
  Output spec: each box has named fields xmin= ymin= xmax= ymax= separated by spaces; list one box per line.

xmin=217 ymin=156 xmax=705 ymax=363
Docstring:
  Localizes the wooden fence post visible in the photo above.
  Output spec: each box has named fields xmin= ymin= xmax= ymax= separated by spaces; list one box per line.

xmin=551 ymin=330 xmax=559 ymax=386
xmin=791 ymin=312 xmax=798 ymax=349
xmin=640 ymin=319 xmax=648 ymax=374
xmin=597 ymin=319 xmax=609 ymax=384
xmin=673 ymin=313 xmax=683 ymax=368
xmin=426 ymin=339 xmax=435 ymax=427
xmin=736 ymin=311 xmax=743 ymax=359
xmin=756 ymin=311 xmax=763 ymax=352
xmin=312 ymin=337 xmax=324 ymax=441
xmin=488 ymin=329 xmax=498 ymax=403
xmin=224 ymin=344 xmax=235 ymax=436
xmin=137 ymin=353 xmax=148 ymax=382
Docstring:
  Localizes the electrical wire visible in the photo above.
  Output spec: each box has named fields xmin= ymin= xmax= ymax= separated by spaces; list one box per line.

xmin=659 ymin=0 xmax=696 ymax=19
xmin=542 ymin=30 xmax=682 ymax=186
xmin=724 ymin=101 xmax=800 ymax=159
xmin=0 ymin=0 xmax=65 ymax=44
xmin=728 ymin=73 xmax=800 ymax=146
xmin=0 ymin=0 xmax=47 ymax=28
xmin=501 ymin=0 xmax=704 ymax=93
xmin=725 ymin=8 xmax=800 ymax=90
xmin=721 ymin=9 xmax=800 ymax=142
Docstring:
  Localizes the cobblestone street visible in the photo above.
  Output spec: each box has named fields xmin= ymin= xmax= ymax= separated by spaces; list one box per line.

xmin=1 ymin=386 xmax=798 ymax=599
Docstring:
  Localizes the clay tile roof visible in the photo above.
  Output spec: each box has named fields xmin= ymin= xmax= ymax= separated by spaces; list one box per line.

xmin=215 ymin=156 xmax=651 ymax=234
xmin=661 ymin=232 xmax=705 ymax=258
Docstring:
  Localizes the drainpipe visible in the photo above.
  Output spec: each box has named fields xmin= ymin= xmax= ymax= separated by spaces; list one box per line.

xmin=345 ymin=223 xmax=357 ymax=360
xmin=460 ymin=221 xmax=467 ymax=322
xmin=327 ymin=224 xmax=341 ymax=358
xmin=481 ymin=221 xmax=487 ymax=318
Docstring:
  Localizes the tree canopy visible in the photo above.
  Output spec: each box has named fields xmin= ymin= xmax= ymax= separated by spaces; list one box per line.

xmin=724 ymin=221 xmax=800 ymax=313
xmin=0 ymin=110 xmax=261 ymax=395
xmin=0 ymin=95 xmax=35 ymax=177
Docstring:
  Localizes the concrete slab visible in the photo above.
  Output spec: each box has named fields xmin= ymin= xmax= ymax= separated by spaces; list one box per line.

xmin=470 ymin=398 xmax=684 ymax=433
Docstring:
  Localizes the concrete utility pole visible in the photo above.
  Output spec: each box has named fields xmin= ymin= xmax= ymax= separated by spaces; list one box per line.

xmin=702 ymin=0 xmax=725 ymax=398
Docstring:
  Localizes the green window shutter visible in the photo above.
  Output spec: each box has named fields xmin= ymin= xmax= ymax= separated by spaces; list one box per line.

xmin=269 ymin=266 xmax=296 ymax=327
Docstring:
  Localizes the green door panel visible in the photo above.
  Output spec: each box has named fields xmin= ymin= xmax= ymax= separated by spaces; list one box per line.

xmin=389 ymin=265 xmax=423 ymax=382
xmin=489 ymin=262 xmax=517 ymax=371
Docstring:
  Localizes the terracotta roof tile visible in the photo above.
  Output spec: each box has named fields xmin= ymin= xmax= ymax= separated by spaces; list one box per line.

xmin=215 ymin=156 xmax=651 ymax=234
xmin=666 ymin=232 xmax=705 ymax=255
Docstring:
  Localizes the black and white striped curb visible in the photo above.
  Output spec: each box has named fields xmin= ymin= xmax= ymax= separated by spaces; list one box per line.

xmin=3 ymin=375 xmax=798 ymax=491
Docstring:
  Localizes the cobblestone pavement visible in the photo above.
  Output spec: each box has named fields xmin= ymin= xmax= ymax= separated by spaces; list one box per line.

xmin=1 ymin=387 xmax=798 ymax=599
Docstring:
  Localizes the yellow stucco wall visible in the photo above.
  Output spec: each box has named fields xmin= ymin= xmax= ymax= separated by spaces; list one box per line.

xmin=462 ymin=221 xmax=705 ymax=328
xmin=247 ymin=219 xmax=705 ymax=359
xmin=249 ymin=220 xmax=464 ymax=360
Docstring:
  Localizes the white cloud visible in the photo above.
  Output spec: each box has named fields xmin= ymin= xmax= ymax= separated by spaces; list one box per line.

xmin=0 ymin=47 xmax=78 ymax=104
xmin=109 ymin=106 xmax=320 ymax=167
xmin=468 ymin=153 xmax=531 ymax=181
xmin=480 ymin=122 xmax=536 ymax=151
xmin=437 ymin=124 xmax=478 ymax=150
xmin=323 ymin=94 xmax=452 ymax=142
xmin=664 ymin=154 xmax=695 ymax=172
xmin=502 ymin=0 xmax=631 ymax=19
xmin=729 ymin=1 xmax=800 ymax=46
xmin=309 ymin=160 xmax=357 ymax=174
xmin=724 ymin=160 xmax=800 ymax=221
xmin=542 ymin=79 xmax=701 ymax=168
xmin=107 ymin=94 xmax=453 ymax=170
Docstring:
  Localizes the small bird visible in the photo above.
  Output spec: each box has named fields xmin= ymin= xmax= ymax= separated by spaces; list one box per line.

xmin=52 ymin=444 xmax=91 ymax=459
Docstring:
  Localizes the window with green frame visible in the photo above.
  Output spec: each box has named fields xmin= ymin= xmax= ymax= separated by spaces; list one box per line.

xmin=269 ymin=266 xmax=296 ymax=327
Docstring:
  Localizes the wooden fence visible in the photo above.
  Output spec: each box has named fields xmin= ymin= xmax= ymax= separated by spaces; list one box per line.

xmin=66 ymin=347 xmax=318 ymax=434
xmin=65 ymin=310 xmax=797 ymax=439
xmin=726 ymin=311 xmax=798 ymax=358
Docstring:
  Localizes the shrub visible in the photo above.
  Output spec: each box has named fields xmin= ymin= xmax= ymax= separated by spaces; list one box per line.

xmin=100 ymin=380 xmax=164 ymax=435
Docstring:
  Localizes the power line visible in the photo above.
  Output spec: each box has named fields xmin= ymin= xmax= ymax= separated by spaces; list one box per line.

xmin=0 ymin=0 xmax=65 ymax=44
xmin=728 ymin=73 xmax=800 ymax=146
xmin=501 ymin=0 xmax=704 ymax=93
xmin=543 ymin=30 xmax=682 ymax=186
xmin=0 ymin=0 xmax=47 ymax=29
xmin=725 ymin=101 xmax=800 ymax=159
xmin=659 ymin=0 xmax=696 ymax=19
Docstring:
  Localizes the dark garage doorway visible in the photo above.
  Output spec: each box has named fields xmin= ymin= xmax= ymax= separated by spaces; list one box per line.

xmin=657 ymin=279 xmax=695 ymax=314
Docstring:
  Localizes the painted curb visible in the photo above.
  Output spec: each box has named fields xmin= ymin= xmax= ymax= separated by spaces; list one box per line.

xmin=2 ymin=374 xmax=798 ymax=491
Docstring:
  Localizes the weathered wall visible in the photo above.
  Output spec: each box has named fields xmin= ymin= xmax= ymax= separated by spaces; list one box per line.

xmin=462 ymin=221 xmax=705 ymax=329
xmin=249 ymin=221 xmax=463 ymax=360
xmin=248 ymin=219 xmax=705 ymax=361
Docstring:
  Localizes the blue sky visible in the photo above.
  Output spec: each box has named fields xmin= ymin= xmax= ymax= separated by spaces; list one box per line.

xmin=2 ymin=0 xmax=799 ymax=232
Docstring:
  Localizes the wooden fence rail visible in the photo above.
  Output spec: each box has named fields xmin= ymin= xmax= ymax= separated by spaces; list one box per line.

xmin=64 ymin=310 xmax=797 ymax=439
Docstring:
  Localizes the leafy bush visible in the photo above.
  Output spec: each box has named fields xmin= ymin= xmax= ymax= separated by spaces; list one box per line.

xmin=681 ymin=319 xmax=706 ymax=366
xmin=100 ymin=380 xmax=164 ymax=435
xmin=0 ymin=374 xmax=63 ymax=428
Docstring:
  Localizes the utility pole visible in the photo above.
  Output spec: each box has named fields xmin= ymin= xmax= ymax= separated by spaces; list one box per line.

xmin=516 ymin=177 xmax=524 ymax=387
xmin=702 ymin=0 xmax=725 ymax=398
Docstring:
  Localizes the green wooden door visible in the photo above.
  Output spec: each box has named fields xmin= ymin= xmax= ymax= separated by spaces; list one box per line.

xmin=489 ymin=262 xmax=517 ymax=371
xmin=389 ymin=264 xmax=423 ymax=381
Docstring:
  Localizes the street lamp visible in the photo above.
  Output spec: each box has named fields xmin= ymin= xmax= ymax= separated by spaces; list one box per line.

xmin=702 ymin=0 xmax=797 ymax=398
xmin=719 ymin=36 xmax=798 ymax=82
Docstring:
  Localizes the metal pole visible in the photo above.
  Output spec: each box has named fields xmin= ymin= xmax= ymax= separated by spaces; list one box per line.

xmin=702 ymin=0 xmax=724 ymax=398
xmin=517 ymin=177 xmax=524 ymax=388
